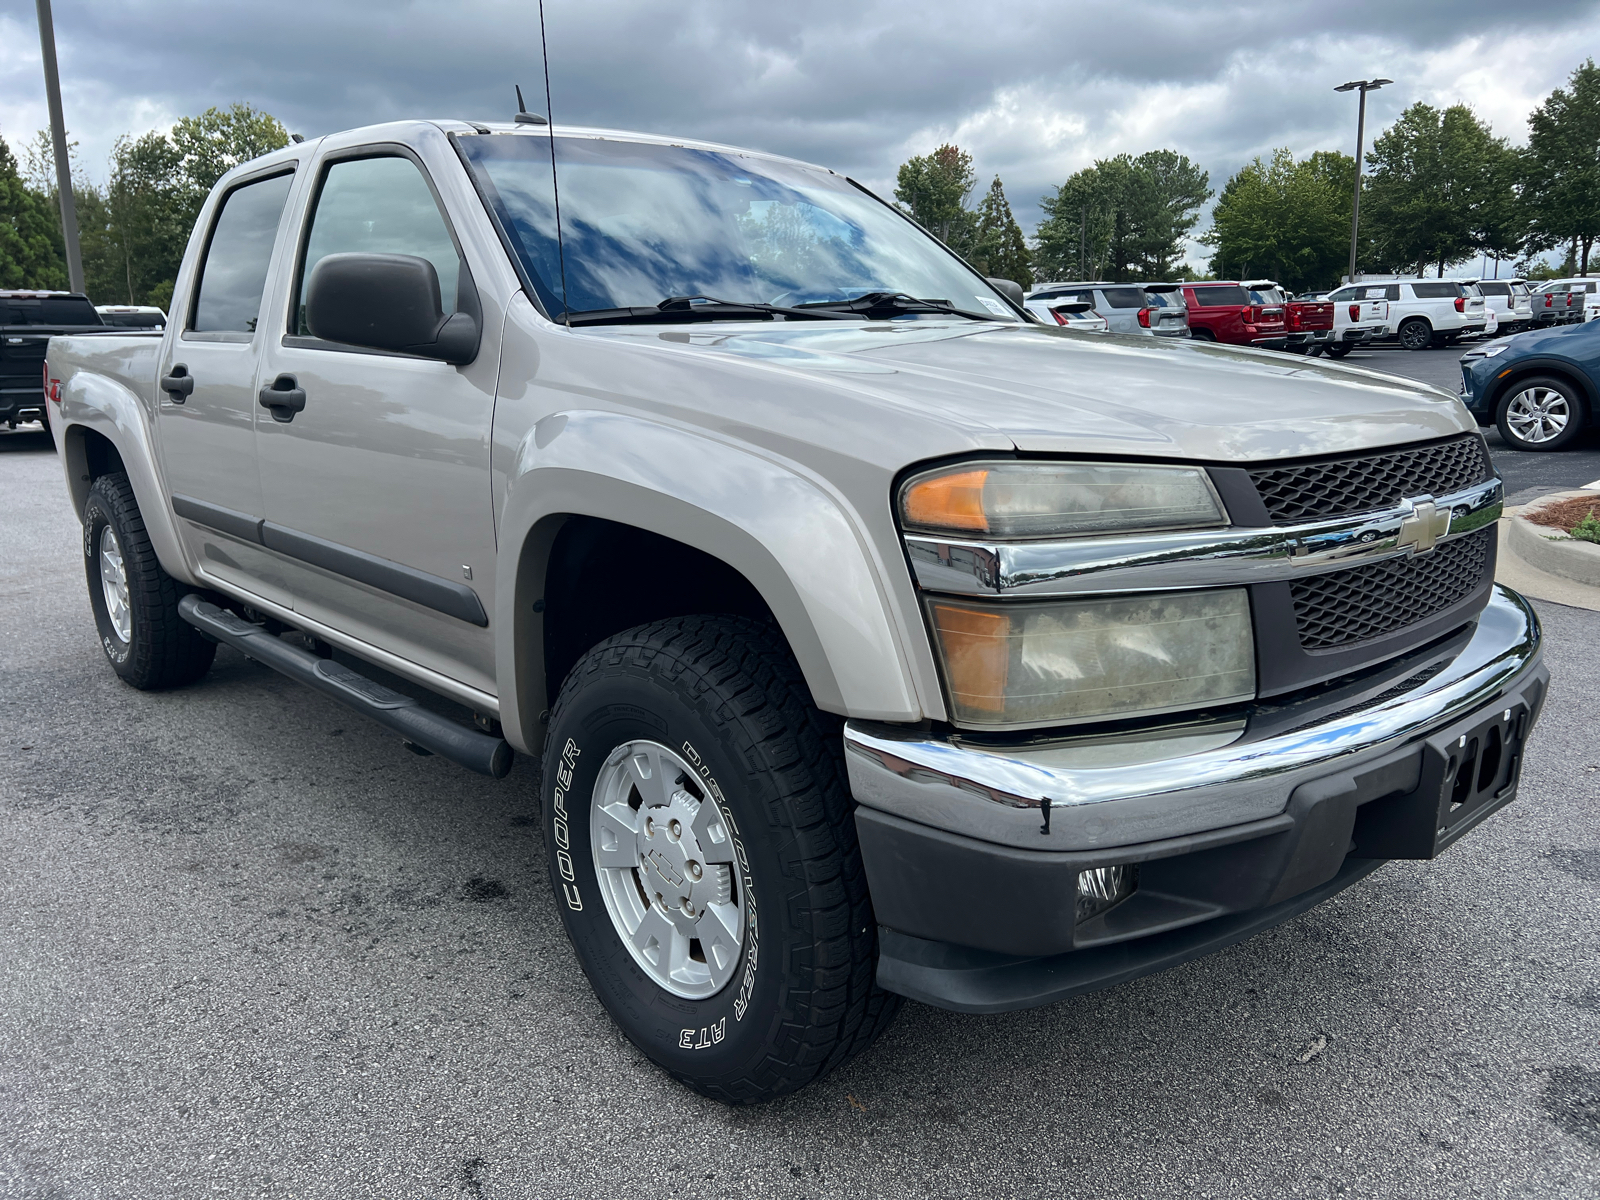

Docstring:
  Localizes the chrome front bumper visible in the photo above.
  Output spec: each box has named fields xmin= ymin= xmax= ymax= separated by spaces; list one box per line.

xmin=844 ymin=585 xmax=1544 ymax=853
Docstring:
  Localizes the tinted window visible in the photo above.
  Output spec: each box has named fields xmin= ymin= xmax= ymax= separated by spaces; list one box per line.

xmin=297 ymin=156 xmax=460 ymax=336
xmin=1477 ymin=282 xmax=1510 ymax=297
xmin=1144 ymin=290 xmax=1182 ymax=308
xmin=1383 ymin=285 xmax=1400 ymax=301
xmin=1512 ymin=284 xmax=1530 ymax=297
xmin=0 ymin=296 xmax=101 ymax=325
xmin=98 ymin=311 xmax=166 ymax=328
xmin=1191 ymin=285 xmax=1249 ymax=307
xmin=191 ymin=172 xmax=294 ymax=333
xmin=1410 ymin=281 xmax=1461 ymax=299
xmin=1328 ymin=287 xmax=1356 ymax=302
xmin=1099 ymin=287 xmax=1147 ymax=309
xmin=1247 ymin=287 xmax=1285 ymax=305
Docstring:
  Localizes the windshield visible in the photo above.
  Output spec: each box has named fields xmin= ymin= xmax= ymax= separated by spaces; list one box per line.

xmin=457 ymin=133 xmax=1017 ymax=322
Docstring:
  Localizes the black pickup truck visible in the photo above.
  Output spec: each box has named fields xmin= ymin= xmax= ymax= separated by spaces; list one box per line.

xmin=1 ymin=292 xmax=111 ymax=436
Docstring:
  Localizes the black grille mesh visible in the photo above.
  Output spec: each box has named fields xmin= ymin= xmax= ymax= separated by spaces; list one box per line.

xmin=1250 ymin=435 xmax=1491 ymax=524
xmin=1290 ymin=528 xmax=1493 ymax=650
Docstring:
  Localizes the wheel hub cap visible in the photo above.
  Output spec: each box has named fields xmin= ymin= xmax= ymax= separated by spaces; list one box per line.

xmin=1506 ymin=387 xmax=1569 ymax=444
xmin=591 ymin=740 xmax=744 ymax=999
xmin=98 ymin=526 xmax=131 ymax=643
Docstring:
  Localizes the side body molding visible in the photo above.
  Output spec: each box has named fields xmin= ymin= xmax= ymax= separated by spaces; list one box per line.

xmin=57 ymin=348 xmax=193 ymax=585
xmin=493 ymin=408 xmax=926 ymax=753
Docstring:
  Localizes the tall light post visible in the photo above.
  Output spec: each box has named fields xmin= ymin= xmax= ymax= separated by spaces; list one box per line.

xmin=35 ymin=0 xmax=83 ymax=294
xmin=1334 ymin=77 xmax=1391 ymax=286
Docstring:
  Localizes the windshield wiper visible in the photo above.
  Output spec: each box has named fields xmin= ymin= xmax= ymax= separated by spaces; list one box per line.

xmin=565 ymin=295 xmax=861 ymax=327
xmin=794 ymin=292 xmax=1004 ymax=321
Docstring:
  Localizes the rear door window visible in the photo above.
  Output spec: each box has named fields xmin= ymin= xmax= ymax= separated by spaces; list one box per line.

xmin=1098 ymin=287 xmax=1148 ymax=308
xmin=1191 ymin=285 xmax=1249 ymax=307
xmin=190 ymin=171 xmax=295 ymax=334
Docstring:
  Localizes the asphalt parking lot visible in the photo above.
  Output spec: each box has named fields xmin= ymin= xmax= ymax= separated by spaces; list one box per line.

xmin=3 ymin=393 xmax=1600 ymax=1197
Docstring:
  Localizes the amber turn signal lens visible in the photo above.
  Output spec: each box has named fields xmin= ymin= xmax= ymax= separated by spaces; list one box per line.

xmin=902 ymin=470 xmax=990 ymax=534
xmin=927 ymin=601 xmax=1011 ymax=712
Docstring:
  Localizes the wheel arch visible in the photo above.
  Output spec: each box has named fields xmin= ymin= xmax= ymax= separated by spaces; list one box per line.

xmin=55 ymin=362 xmax=192 ymax=583
xmin=1485 ymin=359 xmax=1599 ymax=424
xmin=492 ymin=411 xmax=932 ymax=756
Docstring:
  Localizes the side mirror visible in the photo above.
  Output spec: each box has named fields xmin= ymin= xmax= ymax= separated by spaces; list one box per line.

xmin=986 ymin=277 xmax=1025 ymax=306
xmin=305 ymin=252 xmax=479 ymax=365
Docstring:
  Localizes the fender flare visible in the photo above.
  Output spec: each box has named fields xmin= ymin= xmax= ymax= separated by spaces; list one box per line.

xmin=59 ymin=366 xmax=192 ymax=583
xmin=493 ymin=409 xmax=929 ymax=753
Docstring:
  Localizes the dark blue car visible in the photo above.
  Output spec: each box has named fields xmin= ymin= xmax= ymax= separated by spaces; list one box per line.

xmin=1460 ymin=318 xmax=1600 ymax=451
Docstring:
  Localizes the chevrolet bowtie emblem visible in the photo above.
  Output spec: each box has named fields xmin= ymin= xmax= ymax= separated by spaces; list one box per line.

xmin=1396 ymin=497 xmax=1452 ymax=555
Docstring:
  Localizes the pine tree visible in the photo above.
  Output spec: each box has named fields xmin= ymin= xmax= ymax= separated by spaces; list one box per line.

xmin=971 ymin=176 xmax=1033 ymax=288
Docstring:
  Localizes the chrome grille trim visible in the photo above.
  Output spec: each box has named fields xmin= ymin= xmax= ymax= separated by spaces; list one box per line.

xmin=905 ymin=475 xmax=1502 ymax=598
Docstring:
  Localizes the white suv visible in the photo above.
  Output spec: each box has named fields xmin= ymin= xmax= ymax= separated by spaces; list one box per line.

xmin=1466 ymin=279 xmax=1533 ymax=334
xmin=1347 ymin=279 xmax=1487 ymax=350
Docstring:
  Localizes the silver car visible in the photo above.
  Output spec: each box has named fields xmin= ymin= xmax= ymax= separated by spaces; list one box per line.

xmin=1026 ymin=281 xmax=1185 ymax=337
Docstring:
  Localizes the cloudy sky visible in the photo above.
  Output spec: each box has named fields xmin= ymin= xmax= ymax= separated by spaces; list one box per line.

xmin=2 ymin=0 xmax=1598 ymax=266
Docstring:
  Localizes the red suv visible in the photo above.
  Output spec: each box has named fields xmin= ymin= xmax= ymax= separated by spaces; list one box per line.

xmin=1182 ymin=282 xmax=1288 ymax=350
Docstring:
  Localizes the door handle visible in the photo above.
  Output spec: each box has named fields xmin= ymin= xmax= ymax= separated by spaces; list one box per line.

xmin=258 ymin=374 xmax=307 ymax=423
xmin=160 ymin=364 xmax=195 ymax=403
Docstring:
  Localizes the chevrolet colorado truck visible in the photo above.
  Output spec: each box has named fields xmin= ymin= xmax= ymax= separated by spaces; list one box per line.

xmin=43 ymin=119 xmax=1547 ymax=1105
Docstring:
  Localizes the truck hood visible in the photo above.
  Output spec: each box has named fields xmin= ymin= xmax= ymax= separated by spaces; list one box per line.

xmin=588 ymin=320 xmax=1474 ymax=464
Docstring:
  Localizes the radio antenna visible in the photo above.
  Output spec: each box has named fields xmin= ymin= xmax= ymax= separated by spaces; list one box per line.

xmin=538 ymin=0 xmax=570 ymax=326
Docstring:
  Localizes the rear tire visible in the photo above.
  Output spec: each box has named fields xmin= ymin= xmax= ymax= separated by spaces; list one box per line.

xmin=1324 ymin=343 xmax=1352 ymax=359
xmin=542 ymin=615 xmax=900 ymax=1104
xmin=1399 ymin=318 xmax=1433 ymax=351
xmin=82 ymin=472 xmax=217 ymax=689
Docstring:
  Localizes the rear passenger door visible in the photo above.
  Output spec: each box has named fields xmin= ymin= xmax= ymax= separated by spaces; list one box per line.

xmin=253 ymin=146 xmax=501 ymax=694
xmin=156 ymin=166 xmax=298 ymax=607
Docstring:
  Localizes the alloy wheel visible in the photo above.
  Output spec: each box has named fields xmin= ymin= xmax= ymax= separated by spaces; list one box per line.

xmin=590 ymin=739 xmax=745 ymax=999
xmin=1505 ymin=386 xmax=1571 ymax=445
xmin=98 ymin=525 xmax=131 ymax=642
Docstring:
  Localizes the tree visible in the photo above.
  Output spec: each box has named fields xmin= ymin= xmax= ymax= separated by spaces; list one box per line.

xmin=894 ymin=143 xmax=978 ymax=255
xmin=1362 ymin=102 xmax=1515 ymax=277
xmin=0 ymin=130 xmax=67 ymax=289
xmin=1203 ymin=148 xmax=1354 ymax=292
xmin=170 ymin=104 xmax=290 ymax=218
xmin=102 ymin=132 xmax=188 ymax=305
xmin=969 ymin=176 xmax=1033 ymax=288
xmin=1525 ymin=59 xmax=1600 ymax=273
xmin=1034 ymin=151 xmax=1211 ymax=282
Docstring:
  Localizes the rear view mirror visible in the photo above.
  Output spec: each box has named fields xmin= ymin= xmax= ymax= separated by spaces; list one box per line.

xmin=305 ymin=252 xmax=479 ymax=365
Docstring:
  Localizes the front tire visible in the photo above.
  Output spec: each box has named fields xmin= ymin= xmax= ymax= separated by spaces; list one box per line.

xmin=1399 ymin=318 xmax=1433 ymax=351
xmin=82 ymin=472 xmax=217 ymax=689
xmin=542 ymin=616 xmax=900 ymax=1104
xmin=1496 ymin=376 xmax=1586 ymax=451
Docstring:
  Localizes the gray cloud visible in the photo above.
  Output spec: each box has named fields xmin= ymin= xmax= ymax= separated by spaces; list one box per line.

xmin=3 ymin=0 xmax=1597 ymax=258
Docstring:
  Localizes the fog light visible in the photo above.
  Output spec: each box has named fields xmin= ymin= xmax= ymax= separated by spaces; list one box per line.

xmin=1077 ymin=864 xmax=1137 ymax=922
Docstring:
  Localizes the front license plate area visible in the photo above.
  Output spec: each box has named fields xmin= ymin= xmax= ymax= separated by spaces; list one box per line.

xmin=1425 ymin=700 xmax=1531 ymax=855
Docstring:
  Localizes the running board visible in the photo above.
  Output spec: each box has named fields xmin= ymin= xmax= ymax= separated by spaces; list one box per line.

xmin=178 ymin=595 xmax=513 ymax=778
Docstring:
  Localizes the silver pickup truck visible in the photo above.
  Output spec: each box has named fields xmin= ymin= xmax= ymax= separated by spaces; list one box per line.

xmin=43 ymin=119 xmax=1547 ymax=1105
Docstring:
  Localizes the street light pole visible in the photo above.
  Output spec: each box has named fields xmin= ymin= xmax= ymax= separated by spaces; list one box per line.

xmin=1335 ymin=77 xmax=1391 ymax=286
xmin=35 ymin=0 xmax=83 ymax=295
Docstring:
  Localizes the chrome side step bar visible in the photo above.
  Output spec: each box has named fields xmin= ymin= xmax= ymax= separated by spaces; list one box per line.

xmin=178 ymin=595 xmax=513 ymax=778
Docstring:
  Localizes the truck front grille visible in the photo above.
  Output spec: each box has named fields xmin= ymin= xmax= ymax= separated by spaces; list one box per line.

xmin=1289 ymin=527 xmax=1493 ymax=650
xmin=1250 ymin=435 xmax=1491 ymax=524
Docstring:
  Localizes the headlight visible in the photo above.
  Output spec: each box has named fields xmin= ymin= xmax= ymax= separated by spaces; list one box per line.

xmin=927 ymin=589 xmax=1255 ymax=729
xmin=900 ymin=461 xmax=1226 ymax=539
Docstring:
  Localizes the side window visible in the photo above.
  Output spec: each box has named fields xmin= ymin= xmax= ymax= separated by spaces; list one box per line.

xmin=1384 ymin=285 xmax=1401 ymax=302
xmin=190 ymin=172 xmax=295 ymax=334
xmin=1328 ymin=287 xmax=1355 ymax=302
xmin=297 ymin=155 xmax=461 ymax=337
